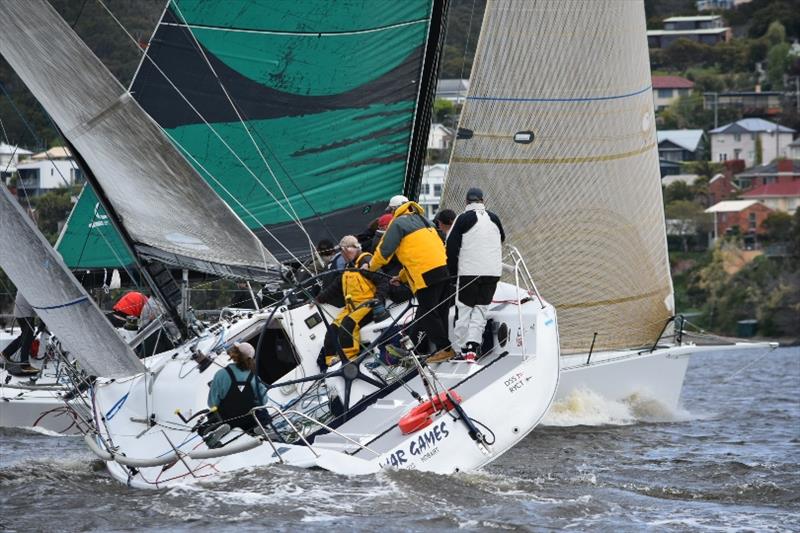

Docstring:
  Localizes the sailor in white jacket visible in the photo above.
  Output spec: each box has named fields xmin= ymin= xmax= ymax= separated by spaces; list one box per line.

xmin=445 ymin=187 xmax=505 ymax=362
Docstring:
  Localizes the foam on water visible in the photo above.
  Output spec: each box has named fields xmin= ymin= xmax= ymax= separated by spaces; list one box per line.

xmin=542 ymin=387 xmax=695 ymax=426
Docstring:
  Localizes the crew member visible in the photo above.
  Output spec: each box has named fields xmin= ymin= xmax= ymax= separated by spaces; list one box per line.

xmin=108 ymin=290 xmax=148 ymax=327
xmin=433 ymin=209 xmax=457 ymax=241
xmin=446 ymin=187 xmax=505 ymax=362
xmin=207 ymin=342 xmax=267 ymax=432
xmin=369 ymin=200 xmax=454 ymax=362
xmin=0 ymin=292 xmax=39 ymax=375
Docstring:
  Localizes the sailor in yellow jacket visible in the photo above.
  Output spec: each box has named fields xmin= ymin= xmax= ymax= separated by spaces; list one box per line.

xmin=316 ymin=251 xmax=389 ymax=368
xmin=369 ymin=201 xmax=455 ymax=362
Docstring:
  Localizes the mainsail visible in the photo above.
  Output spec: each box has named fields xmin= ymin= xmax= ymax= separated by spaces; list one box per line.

xmin=128 ymin=0 xmax=448 ymax=260
xmin=0 ymin=184 xmax=143 ymax=378
xmin=0 ymin=0 xmax=278 ymax=281
xmin=442 ymin=0 xmax=674 ymax=354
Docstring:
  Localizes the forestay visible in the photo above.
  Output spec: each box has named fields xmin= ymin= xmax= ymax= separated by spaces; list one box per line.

xmin=0 ymin=185 xmax=143 ymax=378
xmin=0 ymin=0 xmax=277 ymax=280
xmin=442 ymin=1 xmax=674 ymax=354
xmin=129 ymin=0 xmax=447 ymax=260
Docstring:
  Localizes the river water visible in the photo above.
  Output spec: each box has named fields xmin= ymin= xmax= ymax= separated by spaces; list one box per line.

xmin=1 ymin=346 xmax=798 ymax=531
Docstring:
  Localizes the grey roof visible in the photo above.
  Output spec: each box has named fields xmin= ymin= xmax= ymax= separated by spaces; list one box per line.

xmin=710 ymin=118 xmax=796 ymax=135
xmin=657 ymin=129 xmax=704 ymax=152
xmin=736 ymin=159 xmax=800 ymax=178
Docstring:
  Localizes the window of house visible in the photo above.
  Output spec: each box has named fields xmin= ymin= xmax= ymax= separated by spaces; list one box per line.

xmin=719 ymin=153 xmax=727 ymax=161
xmin=721 ymin=213 xmax=727 ymax=223
xmin=765 ymin=176 xmax=776 ymax=185
xmin=734 ymin=149 xmax=741 ymax=159
xmin=748 ymin=212 xmax=757 ymax=230
xmin=678 ymin=88 xmax=689 ymax=96
xmin=734 ymin=134 xmax=741 ymax=141
xmin=750 ymin=134 xmax=755 ymax=140
xmin=657 ymin=89 xmax=673 ymax=98
xmin=419 ymin=183 xmax=429 ymax=195
xmin=433 ymin=184 xmax=442 ymax=196
xmin=50 ymin=168 xmax=54 ymax=176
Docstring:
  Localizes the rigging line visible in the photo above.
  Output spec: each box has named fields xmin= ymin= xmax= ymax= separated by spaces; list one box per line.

xmin=98 ymin=0 xmax=307 ymax=238
xmin=458 ymin=0 xmax=478 ymax=84
xmin=95 ymin=0 xmax=303 ymax=274
xmin=0 ymin=81 xmax=43 ymax=148
xmin=169 ymin=3 xmax=316 ymax=254
xmin=165 ymin=131 xmax=310 ymax=271
xmin=0 ymin=117 xmax=9 ymax=144
xmin=159 ymin=17 xmax=429 ymax=37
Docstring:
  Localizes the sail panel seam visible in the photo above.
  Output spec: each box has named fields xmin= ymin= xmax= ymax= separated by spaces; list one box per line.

xmin=466 ymin=85 xmax=651 ymax=103
xmin=159 ymin=19 xmax=428 ymax=37
xmin=557 ymin=287 xmax=670 ymax=310
xmin=452 ymin=142 xmax=656 ymax=165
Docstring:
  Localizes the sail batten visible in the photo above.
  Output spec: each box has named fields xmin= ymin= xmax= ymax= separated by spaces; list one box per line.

xmin=0 ymin=0 xmax=277 ymax=279
xmin=442 ymin=0 xmax=674 ymax=354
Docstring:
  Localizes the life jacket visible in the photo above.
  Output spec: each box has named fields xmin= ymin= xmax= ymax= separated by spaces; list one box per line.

xmin=341 ymin=252 xmax=377 ymax=311
xmin=218 ymin=366 xmax=259 ymax=431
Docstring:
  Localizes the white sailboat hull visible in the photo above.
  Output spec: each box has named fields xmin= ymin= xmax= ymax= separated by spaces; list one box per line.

xmin=558 ymin=348 xmax=690 ymax=410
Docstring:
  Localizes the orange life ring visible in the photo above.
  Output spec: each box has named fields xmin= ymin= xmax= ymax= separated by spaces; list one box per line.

xmin=398 ymin=390 xmax=462 ymax=435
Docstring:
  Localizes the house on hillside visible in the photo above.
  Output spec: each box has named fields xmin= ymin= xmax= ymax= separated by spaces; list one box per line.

xmin=703 ymin=91 xmax=783 ymax=118
xmin=428 ymin=123 xmax=454 ymax=151
xmin=647 ymin=16 xmax=731 ymax=48
xmin=709 ymin=118 xmax=796 ymax=167
xmin=652 ymin=76 xmax=695 ymax=111
xmin=657 ymin=129 xmax=705 ymax=175
xmin=436 ymin=79 xmax=469 ymax=104
xmin=705 ymin=199 xmax=773 ymax=248
xmin=0 ymin=142 xmax=32 ymax=183
xmin=734 ymin=159 xmax=800 ymax=190
xmin=708 ymin=173 xmax=739 ymax=205
xmin=787 ymin=138 xmax=800 ymax=159
xmin=697 ymin=0 xmax=752 ymax=10
xmin=15 ymin=146 xmax=83 ymax=197
xmin=741 ymin=181 xmax=800 ymax=215
xmin=420 ymin=164 xmax=447 ymax=219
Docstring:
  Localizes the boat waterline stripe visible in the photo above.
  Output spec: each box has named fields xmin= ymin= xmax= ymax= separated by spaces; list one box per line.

xmin=32 ymin=296 xmax=89 ymax=310
xmin=161 ymin=18 xmax=428 ymax=37
xmin=558 ymin=288 xmax=666 ymax=310
xmin=466 ymin=85 xmax=652 ymax=103
xmin=452 ymin=142 xmax=656 ymax=165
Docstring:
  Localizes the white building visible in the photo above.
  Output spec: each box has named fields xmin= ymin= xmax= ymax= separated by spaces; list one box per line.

xmin=428 ymin=123 xmax=454 ymax=151
xmin=709 ymin=118 xmax=796 ymax=167
xmin=16 ymin=146 xmax=83 ymax=196
xmin=419 ymin=163 xmax=448 ymax=219
xmin=0 ymin=142 xmax=32 ymax=182
xmin=787 ymin=138 xmax=800 ymax=159
xmin=435 ymin=79 xmax=469 ymax=104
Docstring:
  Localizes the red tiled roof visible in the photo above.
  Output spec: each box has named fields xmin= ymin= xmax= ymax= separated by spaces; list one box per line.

xmin=652 ymin=76 xmax=694 ymax=89
xmin=742 ymin=181 xmax=800 ymax=197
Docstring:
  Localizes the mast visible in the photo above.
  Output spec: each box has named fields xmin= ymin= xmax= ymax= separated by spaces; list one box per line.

xmin=404 ymin=0 xmax=450 ymax=200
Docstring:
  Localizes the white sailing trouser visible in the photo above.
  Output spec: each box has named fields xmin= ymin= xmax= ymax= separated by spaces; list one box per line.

xmin=453 ymin=301 xmax=488 ymax=352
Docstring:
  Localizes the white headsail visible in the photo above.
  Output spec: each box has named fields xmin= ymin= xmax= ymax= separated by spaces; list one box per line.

xmin=0 ymin=184 xmax=144 ymax=378
xmin=442 ymin=0 xmax=674 ymax=353
xmin=0 ymin=0 xmax=277 ymax=280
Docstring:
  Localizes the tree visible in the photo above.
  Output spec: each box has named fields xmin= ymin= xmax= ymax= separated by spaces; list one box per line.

xmin=432 ymin=98 xmax=456 ymax=127
xmin=761 ymin=211 xmax=794 ymax=243
xmin=681 ymin=160 xmax=723 ymax=180
xmin=664 ymin=181 xmax=695 ymax=203
xmin=766 ymin=42 xmax=791 ymax=90
xmin=755 ymin=135 xmax=763 ymax=165
xmin=30 ymin=187 xmax=77 ymax=243
xmin=665 ymin=200 xmax=711 ymax=252
xmin=764 ymin=20 xmax=787 ymax=47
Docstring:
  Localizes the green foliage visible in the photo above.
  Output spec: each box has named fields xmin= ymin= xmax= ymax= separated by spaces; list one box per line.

xmin=764 ymin=21 xmax=787 ymax=47
xmin=30 ymin=187 xmax=78 ymax=243
xmin=681 ymin=160 xmax=723 ymax=180
xmin=755 ymin=135 xmax=763 ymax=165
xmin=439 ymin=0 xmax=487 ymax=79
xmin=761 ymin=211 xmax=794 ymax=242
xmin=665 ymin=200 xmax=712 ymax=252
xmin=766 ymin=42 xmax=791 ymax=89
xmin=432 ymin=98 xmax=457 ymax=126
xmin=664 ymin=181 xmax=695 ymax=203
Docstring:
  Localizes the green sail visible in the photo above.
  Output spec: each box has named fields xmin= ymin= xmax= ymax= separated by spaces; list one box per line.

xmin=130 ymin=0 xmax=446 ymax=261
xmin=55 ymin=185 xmax=135 ymax=269
xmin=57 ymin=0 xmax=446 ymax=266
